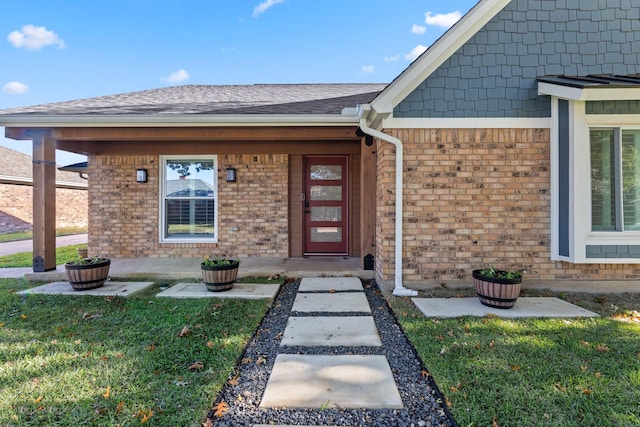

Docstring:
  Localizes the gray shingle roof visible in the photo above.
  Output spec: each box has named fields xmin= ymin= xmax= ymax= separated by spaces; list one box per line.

xmin=0 ymin=84 xmax=387 ymax=116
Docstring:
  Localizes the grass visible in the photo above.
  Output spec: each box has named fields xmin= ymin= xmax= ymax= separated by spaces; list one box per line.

xmin=0 ymin=227 xmax=87 ymax=244
xmin=0 ymin=244 xmax=83 ymax=268
xmin=389 ymin=289 xmax=640 ymax=427
xmin=0 ymin=278 xmax=270 ymax=426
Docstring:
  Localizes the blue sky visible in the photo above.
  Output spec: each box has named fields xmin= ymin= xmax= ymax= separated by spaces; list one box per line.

xmin=0 ymin=0 xmax=477 ymax=165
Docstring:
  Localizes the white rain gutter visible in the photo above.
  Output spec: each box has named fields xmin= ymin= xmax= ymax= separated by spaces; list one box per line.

xmin=357 ymin=105 xmax=417 ymax=297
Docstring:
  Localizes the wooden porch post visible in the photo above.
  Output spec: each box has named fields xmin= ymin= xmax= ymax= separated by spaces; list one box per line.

xmin=360 ymin=137 xmax=377 ymax=267
xmin=31 ymin=130 xmax=57 ymax=272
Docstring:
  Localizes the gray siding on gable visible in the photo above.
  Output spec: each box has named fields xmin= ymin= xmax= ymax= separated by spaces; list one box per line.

xmin=586 ymin=100 xmax=640 ymax=115
xmin=395 ymin=0 xmax=640 ymax=118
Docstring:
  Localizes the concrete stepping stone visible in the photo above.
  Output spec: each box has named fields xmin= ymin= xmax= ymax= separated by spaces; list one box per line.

xmin=156 ymin=282 xmax=280 ymax=299
xmin=292 ymin=292 xmax=371 ymax=313
xmin=17 ymin=281 xmax=154 ymax=297
xmin=281 ymin=316 xmax=382 ymax=347
xmin=299 ymin=277 xmax=363 ymax=292
xmin=412 ymin=297 xmax=599 ymax=318
xmin=259 ymin=354 xmax=404 ymax=409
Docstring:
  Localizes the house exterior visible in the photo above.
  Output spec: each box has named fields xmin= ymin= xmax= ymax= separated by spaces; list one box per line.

xmin=0 ymin=146 xmax=87 ymax=234
xmin=1 ymin=0 xmax=639 ymax=290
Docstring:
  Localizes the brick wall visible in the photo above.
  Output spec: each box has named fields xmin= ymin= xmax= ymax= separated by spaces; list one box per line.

xmin=376 ymin=128 xmax=640 ymax=283
xmin=88 ymin=154 xmax=288 ymax=258
xmin=0 ymin=182 xmax=87 ymax=233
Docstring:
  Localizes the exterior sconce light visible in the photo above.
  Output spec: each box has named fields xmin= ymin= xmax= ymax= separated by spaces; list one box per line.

xmin=136 ymin=168 xmax=148 ymax=183
xmin=226 ymin=167 xmax=237 ymax=183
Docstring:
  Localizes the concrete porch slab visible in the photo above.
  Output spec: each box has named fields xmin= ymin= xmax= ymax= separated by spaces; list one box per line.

xmin=292 ymin=292 xmax=371 ymax=313
xmin=412 ymin=297 xmax=599 ymax=318
xmin=298 ymin=277 xmax=363 ymax=292
xmin=156 ymin=282 xmax=280 ymax=299
xmin=259 ymin=354 xmax=403 ymax=409
xmin=16 ymin=281 xmax=154 ymax=297
xmin=281 ymin=316 xmax=381 ymax=347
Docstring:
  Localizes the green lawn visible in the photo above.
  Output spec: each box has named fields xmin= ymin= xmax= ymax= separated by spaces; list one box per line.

xmin=0 ymin=244 xmax=83 ymax=268
xmin=390 ymin=292 xmax=640 ymax=427
xmin=0 ymin=228 xmax=87 ymax=244
xmin=0 ymin=278 xmax=270 ymax=426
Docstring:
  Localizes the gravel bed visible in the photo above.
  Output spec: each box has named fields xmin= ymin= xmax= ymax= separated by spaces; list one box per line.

xmin=206 ymin=280 xmax=457 ymax=426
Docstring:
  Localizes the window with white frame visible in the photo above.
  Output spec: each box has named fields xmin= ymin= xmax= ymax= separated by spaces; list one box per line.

xmin=161 ymin=156 xmax=217 ymax=242
xmin=590 ymin=128 xmax=640 ymax=232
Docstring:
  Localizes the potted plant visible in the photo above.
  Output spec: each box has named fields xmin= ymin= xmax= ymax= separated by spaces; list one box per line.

xmin=472 ymin=267 xmax=523 ymax=309
xmin=65 ymin=256 xmax=111 ymax=291
xmin=201 ymin=256 xmax=240 ymax=292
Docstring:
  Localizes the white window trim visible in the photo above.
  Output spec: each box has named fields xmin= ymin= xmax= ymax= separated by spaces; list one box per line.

xmin=159 ymin=155 xmax=218 ymax=244
xmin=552 ymin=97 xmax=640 ymax=263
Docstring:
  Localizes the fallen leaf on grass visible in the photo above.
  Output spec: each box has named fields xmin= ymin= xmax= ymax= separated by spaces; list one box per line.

xmin=582 ymin=388 xmax=591 ymax=395
xmin=510 ymin=365 xmax=521 ymax=371
xmin=34 ymin=396 xmax=43 ymax=404
xmin=207 ymin=341 xmax=214 ymax=349
xmin=421 ymin=370 xmax=430 ymax=378
xmin=116 ymin=401 xmax=124 ymax=413
xmin=0 ymin=322 xmax=4 ymax=328
xmin=202 ymin=419 xmax=214 ymax=427
xmin=489 ymin=340 xmax=495 ymax=349
xmin=596 ymin=344 xmax=610 ymax=353
xmin=492 ymin=417 xmax=500 ymax=427
xmin=179 ymin=326 xmax=190 ymax=337
xmin=213 ymin=401 xmax=229 ymax=417
xmin=594 ymin=372 xmax=602 ymax=378
xmin=581 ymin=365 xmax=588 ymax=372
xmin=188 ymin=361 xmax=204 ymax=370
xmin=135 ymin=408 xmax=154 ymax=424
xmin=147 ymin=343 xmax=155 ymax=352
xmin=174 ymin=380 xmax=189 ymax=386
xmin=103 ymin=386 xmax=110 ymax=399
xmin=20 ymin=314 xmax=28 ymax=320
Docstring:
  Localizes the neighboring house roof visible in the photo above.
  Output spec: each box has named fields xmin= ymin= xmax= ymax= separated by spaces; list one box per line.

xmin=0 ymin=84 xmax=386 ymax=126
xmin=166 ymin=179 xmax=215 ymax=198
xmin=0 ymin=146 xmax=87 ymax=188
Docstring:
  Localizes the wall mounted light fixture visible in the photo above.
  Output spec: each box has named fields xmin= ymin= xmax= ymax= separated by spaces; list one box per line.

xmin=136 ymin=168 xmax=148 ymax=183
xmin=226 ymin=167 xmax=237 ymax=182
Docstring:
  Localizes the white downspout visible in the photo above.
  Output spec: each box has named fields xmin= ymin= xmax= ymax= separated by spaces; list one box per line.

xmin=358 ymin=107 xmax=417 ymax=297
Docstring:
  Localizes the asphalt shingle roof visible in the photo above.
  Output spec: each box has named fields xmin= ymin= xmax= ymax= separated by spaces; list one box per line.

xmin=0 ymin=84 xmax=387 ymax=116
xmin=0 ymin=146 xmax=86 ymax=183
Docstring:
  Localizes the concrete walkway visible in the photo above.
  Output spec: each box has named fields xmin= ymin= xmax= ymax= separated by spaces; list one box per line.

xmin=0 ymin=234 xmax=87 ymax=256
xmin=259 ymin=277 xmax=404 ymax=410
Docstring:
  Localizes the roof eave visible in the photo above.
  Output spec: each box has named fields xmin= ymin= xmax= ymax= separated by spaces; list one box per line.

xmin=369 ymin=0 xmax=511 ymax=116
xmin=0 ymin=112 xmax=361 ymax=128
xmin=538 ymin=82 xmax=640 ymax=101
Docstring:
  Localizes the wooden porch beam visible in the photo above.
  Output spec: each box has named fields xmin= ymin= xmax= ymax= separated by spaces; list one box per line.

xmin=31 ymin=131 xmax=57 ymax=272
xmin=49 ymin=126 xmax=359 ymax=142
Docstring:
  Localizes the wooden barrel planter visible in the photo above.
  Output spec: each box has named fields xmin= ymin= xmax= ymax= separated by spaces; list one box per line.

xmin=201 ymin=261 xmax=240 ymax=292
xmin=472 ymin=269 xmax=522 ymax=309
xmin=65 ymin=258 xmax=111 ymax=291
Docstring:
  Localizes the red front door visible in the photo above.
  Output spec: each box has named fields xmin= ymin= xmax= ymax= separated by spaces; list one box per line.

xmin=303 ymin=156 xmax=348 ymax=255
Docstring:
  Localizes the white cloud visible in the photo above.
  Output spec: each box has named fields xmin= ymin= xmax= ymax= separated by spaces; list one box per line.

xmin=411 ymin=24 xmax=426 ymax=35
xmin=7 ymin=25 xmax=65 ymax=50
xmin=361 ymin=65 xmax=375 ymax=74
xmin=424 ymin=11 xmax=462 ymax=28
xmin=164 ymin=69 xmax=190 ymax=83
xmin=253 ymin=0 xmax=285 ymax=17
xmin=405 ymin=45 xmax=427 ymax=62
xmin=384 ymin=54 xmax=400 ymax=63
xmin=3 ymin=81 xmax=29 ymax=94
